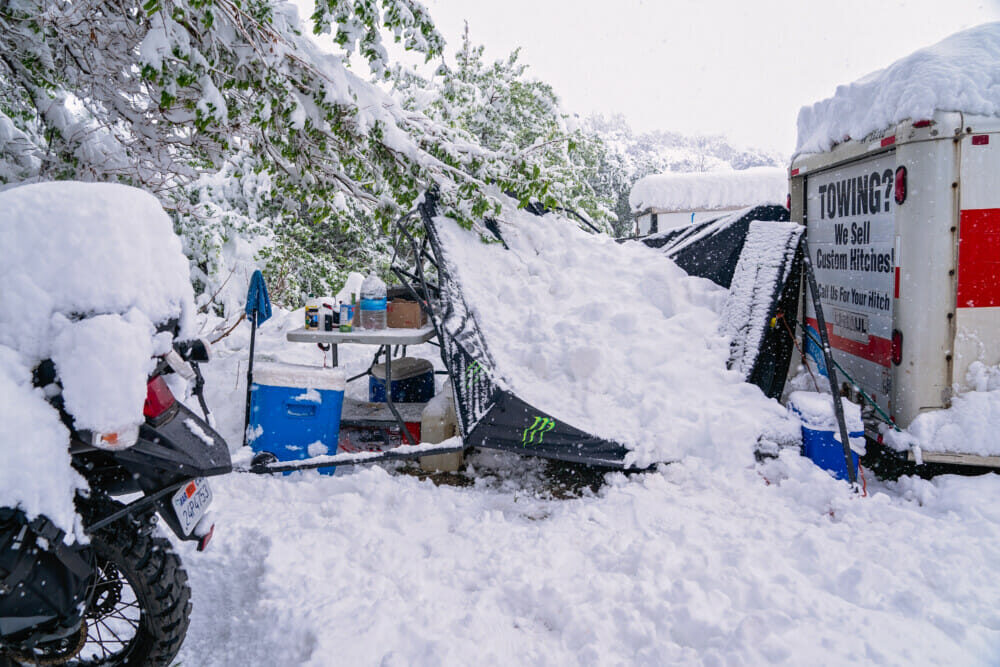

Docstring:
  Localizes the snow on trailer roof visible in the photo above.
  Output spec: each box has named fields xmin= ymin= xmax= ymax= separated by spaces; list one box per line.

xmin=628 ymin=167 xmax=787 ymax=215
xmin=796 ymin=22 xmax=1000 ymax=156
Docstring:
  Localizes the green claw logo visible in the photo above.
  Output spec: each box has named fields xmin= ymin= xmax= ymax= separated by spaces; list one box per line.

xmin=465 ymin=361 xmax=483 ymax=389
xmin=522 ymin=416 xmax=556 ymax=446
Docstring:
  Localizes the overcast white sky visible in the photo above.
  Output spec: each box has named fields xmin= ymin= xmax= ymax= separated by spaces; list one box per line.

xmin=421 ymin=0 xmax=1000 ymax=154
xmin=296 ymin=0 xmax=1000 ymax=155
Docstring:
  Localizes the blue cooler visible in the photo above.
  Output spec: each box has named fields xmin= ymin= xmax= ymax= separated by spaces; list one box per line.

xmin=788 ymin=391 xmax=865 ymax=481
xmin=369 ymin=357 xmax=434 ymax=403
xmin=249 ymin=362 xmax=345 ymax=475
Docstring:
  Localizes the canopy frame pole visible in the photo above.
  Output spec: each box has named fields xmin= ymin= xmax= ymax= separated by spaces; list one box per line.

xmin=800 ymin=238 xmax=859 ymax=487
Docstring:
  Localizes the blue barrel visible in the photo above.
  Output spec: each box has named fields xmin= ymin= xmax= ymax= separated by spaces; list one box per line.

xmin=369 ymin=357 xmax=434 ymax=403
xmin=788 ymin=391 xmax=864 ymax=481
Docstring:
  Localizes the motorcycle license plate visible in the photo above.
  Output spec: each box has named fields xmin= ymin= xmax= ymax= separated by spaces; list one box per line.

xmin=171 ymin=478 xmax=213 ymax=535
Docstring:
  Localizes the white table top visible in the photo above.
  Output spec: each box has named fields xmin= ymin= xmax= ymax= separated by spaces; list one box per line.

xmin=286 ymin=324 xmax=436 ymax=346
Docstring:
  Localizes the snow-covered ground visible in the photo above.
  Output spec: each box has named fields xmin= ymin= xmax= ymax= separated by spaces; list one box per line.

xmin=172 ymin=313 xmax=1000 ymax=666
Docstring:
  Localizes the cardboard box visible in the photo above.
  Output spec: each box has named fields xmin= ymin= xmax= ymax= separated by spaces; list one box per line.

xmin=387 ymin=299 xmax=427 ymax=328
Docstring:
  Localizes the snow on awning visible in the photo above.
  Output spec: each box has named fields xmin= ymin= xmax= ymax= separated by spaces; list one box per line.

xmin=629 ymin=167 xmax=787 ymax=215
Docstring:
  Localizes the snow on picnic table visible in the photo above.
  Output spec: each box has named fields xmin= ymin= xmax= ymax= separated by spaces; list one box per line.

xmin=174 ymin=311 xmax=1000 ymax=666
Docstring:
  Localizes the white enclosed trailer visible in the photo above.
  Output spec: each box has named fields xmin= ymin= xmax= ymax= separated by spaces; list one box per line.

xmin=789 ymin=111 xmax=1000 ymax=466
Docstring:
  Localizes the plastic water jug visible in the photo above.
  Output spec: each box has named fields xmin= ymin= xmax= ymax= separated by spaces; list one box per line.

xmin=359 ymin=273 xmax=387 ymax=330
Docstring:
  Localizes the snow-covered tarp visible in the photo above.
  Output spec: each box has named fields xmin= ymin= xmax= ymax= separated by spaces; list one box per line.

xmin=0 ymin=181 xmax=196 ymax=536
xmin=796 ymin=22 xmax=1000 ymax=155
xmin=629 ymin=167 xmax=786 ymax=214
xmin=721 ymin=221 xmax=803 ymax=395
xmin=640 ymin=204 xmax=791 ymax=290
xmin=433 ymin=200 xmax=796 ymax=468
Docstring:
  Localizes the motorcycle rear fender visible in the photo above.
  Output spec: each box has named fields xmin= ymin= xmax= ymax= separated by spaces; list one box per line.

xmin=115 ymin=402 xmax=232 ymax=480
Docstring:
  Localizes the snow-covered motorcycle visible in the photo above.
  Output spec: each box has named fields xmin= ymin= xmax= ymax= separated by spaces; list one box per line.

xmin=0 ymin=334 xmax=232 ymax=666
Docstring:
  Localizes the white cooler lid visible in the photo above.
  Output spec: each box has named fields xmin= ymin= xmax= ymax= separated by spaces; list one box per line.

xmin=788 ymin=391 xmax=863 ymax=432
xmin=253 ymin=362 xmax=346 ymax=391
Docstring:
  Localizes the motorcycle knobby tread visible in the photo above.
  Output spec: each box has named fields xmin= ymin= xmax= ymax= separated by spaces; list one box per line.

xmin=90 ymin=525 xmax=191 ymax=666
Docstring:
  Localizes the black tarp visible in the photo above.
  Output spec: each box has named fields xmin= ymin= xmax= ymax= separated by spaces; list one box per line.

xmin=640 ymin=204 xmax=789 ymax=289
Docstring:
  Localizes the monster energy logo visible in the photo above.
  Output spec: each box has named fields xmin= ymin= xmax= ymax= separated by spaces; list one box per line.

xmin=464 ymin=360 xmax=483 ymax=390
xmin=522 ymin=416 xmax=555 ymax=446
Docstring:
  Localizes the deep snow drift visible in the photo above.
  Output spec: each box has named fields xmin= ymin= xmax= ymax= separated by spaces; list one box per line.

xmin=172 ymin=315 xmax=1000 ymax=666
xmin=796 ymin=22 xmax=1000 ymax=155
xmin=434 ymin=206 xmax=795 ymax=467
xmin=628 ymin=167 xmax=786 ymax=214
xmin=0 ymin=182 xmax=195 ymax=535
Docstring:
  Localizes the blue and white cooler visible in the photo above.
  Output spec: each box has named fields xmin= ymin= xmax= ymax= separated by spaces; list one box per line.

xmin=788 ymin=391 xmax=865 ymax=481
xmin=249 ymin=362 xmax=345 ymax=474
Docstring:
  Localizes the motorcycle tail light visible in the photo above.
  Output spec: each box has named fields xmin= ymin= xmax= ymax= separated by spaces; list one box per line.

xmin=144 ymin=375 xmax=176 ymax=419
xmin=197 ymin=523 xmax=215 ymax=552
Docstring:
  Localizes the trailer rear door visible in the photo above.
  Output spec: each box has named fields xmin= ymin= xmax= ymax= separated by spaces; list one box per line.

xmin=804 ymin=152 xmax=897 ymax=413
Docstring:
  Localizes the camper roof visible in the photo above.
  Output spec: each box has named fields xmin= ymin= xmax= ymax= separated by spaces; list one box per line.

xmin=629 ymin=167 xmax=786 ymax=215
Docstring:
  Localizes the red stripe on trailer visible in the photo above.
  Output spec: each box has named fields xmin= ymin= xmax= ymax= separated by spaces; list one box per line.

xmin=790 ymin=168 xmax=800 ymax=176
xmin=806 ymin=317 xmax=893 ymax=367
xmin=881 ymin=136 xmax=896 ymax=147
xmin=894 ymin=267 xmax=900 ymax=299
xmin=972 ymin=135 xmax=990 ymax=146
xmin=958 ymin=208 xmax=1000 ymax=307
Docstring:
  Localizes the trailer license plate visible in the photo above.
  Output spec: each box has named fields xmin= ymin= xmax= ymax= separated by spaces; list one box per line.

xmin=171 ymin=478 xmax=212 ymax=536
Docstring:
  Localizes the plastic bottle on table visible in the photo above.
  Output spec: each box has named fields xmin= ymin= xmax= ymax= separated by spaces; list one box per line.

xmin=359 ymin=273 xmax=387 ymax=330
xmin=304 ymin=295 xmax=320 ymax=330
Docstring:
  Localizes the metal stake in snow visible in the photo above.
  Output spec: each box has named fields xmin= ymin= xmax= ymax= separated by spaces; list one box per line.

xmin=243 ymin=270 xmax=272 ymax=448
xmin=800 ymin=239 xmax=858 ymax=487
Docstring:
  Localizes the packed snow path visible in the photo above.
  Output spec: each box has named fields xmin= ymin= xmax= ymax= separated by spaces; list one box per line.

xmin=172 ymin=318 xmax=1000 ymax=666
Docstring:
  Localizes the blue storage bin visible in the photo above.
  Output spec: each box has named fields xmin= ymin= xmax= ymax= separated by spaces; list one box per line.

xmin=788 ymin=391 xmax=865 ymax=481
xmin=249 ymin=362 xmax=345 ymax=475
xmin=369 ymin=357 xmax=434 ymax=403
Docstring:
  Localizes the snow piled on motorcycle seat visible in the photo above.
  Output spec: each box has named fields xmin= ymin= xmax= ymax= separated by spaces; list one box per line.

xmin=796 ymin=22 xmax=1000 ymax=155
xmin=434 ymin=205 xmax=794 ymax=468
xmin=0 ymin=181 xmax=196 ymax=537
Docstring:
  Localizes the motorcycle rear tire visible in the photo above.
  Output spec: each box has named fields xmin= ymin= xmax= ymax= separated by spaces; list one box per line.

xmin=3 ymin=523 xmax=191 ymax=666
xmin=79 ymin=525 xmax=192 ymax=666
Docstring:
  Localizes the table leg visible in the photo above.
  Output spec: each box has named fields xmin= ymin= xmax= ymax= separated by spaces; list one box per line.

xmin=384 ymin=345 xmax=418 ymax=446
xmin=331 ymin=344 xmax=338 ymax=367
